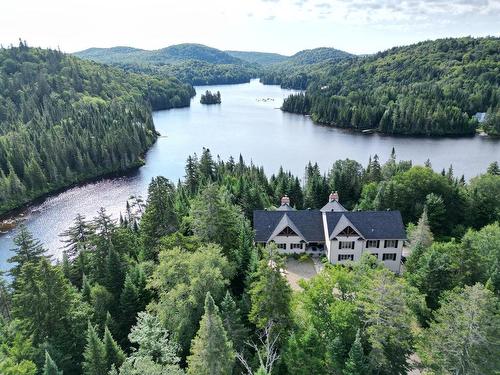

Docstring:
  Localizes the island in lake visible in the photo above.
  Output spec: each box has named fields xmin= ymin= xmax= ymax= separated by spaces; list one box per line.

xmin=200 ymin=90 xmax=221 ymax=104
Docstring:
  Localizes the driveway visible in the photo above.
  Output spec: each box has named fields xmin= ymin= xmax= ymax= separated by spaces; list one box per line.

xmin=285 ymin=257 xmax=318 ymax=291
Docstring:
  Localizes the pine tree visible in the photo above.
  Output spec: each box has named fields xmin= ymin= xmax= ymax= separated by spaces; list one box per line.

xmin=118 ymin=274 xmax=139 ymax=345
xmin=140 ymin=176 xmax=178 ymax=255
xmin=103 ymin=326 xmax=126 ymax=372
xmin=60 ymin=214 xmax=92 ymax=259
xmin=220 ymin=291 xmax=247 ymax=351
xmin=82 ymin=323 xmax=107 ymax=375
xmin=81 ymin=273 xmax=92 ymax=303
xmin=8 ymin=224 xmax=47 ymax=280
xmin=187 ymin=292 xmax=235 ymax=375
xmin=249 ymin=248 xmax=292 ymax=333
xmin=43 ymin=351 xmax=63 ymax=375
xmin=343 ymin=330 xmax=368 ymax=375
xmin=487 ymin=161 xmax=500 ymax=175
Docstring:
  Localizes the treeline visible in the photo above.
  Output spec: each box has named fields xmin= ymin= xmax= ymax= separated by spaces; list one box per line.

xmin=0 ymin=149 xmax=499 ymax=374
xmin=279 ymin=37 xmax=500 ymax=136
xmin=0 ymin=42 xmax=195 ymax=215
xmin=200 ymin=90 xmax=221 ymax=104
xmin=259 ymin=47 xmax=353 ymax=90
xmin=75 ymin=44 xmax=260 ymax=86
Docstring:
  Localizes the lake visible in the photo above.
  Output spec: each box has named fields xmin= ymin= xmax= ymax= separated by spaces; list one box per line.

xmin=0 ymin=79 xmax=499 ymax=268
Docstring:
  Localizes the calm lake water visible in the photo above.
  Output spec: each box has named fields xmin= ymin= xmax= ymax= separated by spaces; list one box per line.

xmin=0 ymin=79 xmax=499 ymax=268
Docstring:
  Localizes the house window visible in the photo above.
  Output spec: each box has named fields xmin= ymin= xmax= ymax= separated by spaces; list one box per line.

xmin=290 ymin=243 xmax=302 ymax=250
xmin=339 ymin=241 xmax=355 ymax=250
xmin=371 ymin=253 xmax=379 ymax=259
xmin=384 ymin=240 xmax=398 ymax=248
xmin=382 ymin=253 xmax=397 ymax=261
xmin=338 ymin=254 xmax=354 ymax=261
xmin=366 ymin=240 xmax=380 ymax=248
xmin=276 ymin=243 xmax=286 ymax=250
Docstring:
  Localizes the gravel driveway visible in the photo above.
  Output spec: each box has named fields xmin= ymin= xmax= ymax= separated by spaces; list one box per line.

xmin=285 ymin=257 xmax=318 ymax=291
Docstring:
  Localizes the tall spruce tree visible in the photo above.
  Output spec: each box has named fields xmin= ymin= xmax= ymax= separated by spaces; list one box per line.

xmin=60 ymin=214 xmax=92 ymax=259
xmin=249 ymin=247 xmax=292 ymax=333
xmin=220 ymin=291 xmax=248 ymax=352
xmin=140 ymin=177 xmax=178 ymax=256
xmin=82 ymin=323 xmax=107 ymax=375
xmin=187 ymin=293 xmax=235 ymax=375
xmin=43 ymin=351 xmax=63 ymax=375
xmin=343 ymin=330 xmax=369 ymax=375
xmin=103 ymin=326 xmax=126 ymax=372
xmin=8 ymin=224 xmax=47 ymax=280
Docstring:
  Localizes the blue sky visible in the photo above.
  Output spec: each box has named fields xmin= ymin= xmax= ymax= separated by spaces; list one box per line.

xmin=1 ymin=0 xmax=499 ymax=55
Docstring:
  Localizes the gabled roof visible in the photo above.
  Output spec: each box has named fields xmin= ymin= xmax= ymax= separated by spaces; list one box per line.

xmin=320 ymin=200 xmax=347 ymax=212
xmin=268 ymin=214 xmax=306 ymax=242
xmin=329 ymin=214 xmax=364 ymax=240
xmin=326 ymin=211 xmax=406 ymax=240
xmin=276 ymin=203 xmax=296 ymax=211
xmin=253 ymin=210 xmax=324 ymax=243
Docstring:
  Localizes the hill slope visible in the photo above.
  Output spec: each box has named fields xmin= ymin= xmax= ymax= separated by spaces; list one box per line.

xmin=0 ymin=43 xmax=194 ymax=214
xmin=225 ymin=50 xmax=288 ymax=65
xmin=260 ymin=47 xmax=355 ymax=89
xmin=281 ymin=37 xmax=500 ymax=136
xmin=75 ymin=43 xmax=259 ymax=85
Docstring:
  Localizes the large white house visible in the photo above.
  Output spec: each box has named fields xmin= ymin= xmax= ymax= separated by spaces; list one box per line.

xmin=253 ymin=193 xmax=406 ymax=273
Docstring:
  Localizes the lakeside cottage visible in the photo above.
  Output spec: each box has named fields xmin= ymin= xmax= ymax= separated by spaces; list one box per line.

xmin=253 ymin=193 xmax=406 ymax=273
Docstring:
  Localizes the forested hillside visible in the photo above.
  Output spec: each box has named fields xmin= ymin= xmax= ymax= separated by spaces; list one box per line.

xmin=0 ymin=42 xmax=195 ymax=215
xmin=1 ymin=148 xmax=499 ymax=374
xmin=75 ymin=43 xmax=260 ymax=85
xmin=259 ymin=47 xmax=355 ymax=89
xmin=225 ymin=50 xmax=289 ymax=65
xmin=281 ymin=37 xmax=500 ymax=136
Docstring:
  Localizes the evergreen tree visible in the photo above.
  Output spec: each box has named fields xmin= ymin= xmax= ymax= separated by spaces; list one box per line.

xmin=118 ymin=273 xmax=140 ymax=345
xmin=43 ymin=351 xmax=63 ymax=375
xmin=82 ymin=323 xmax=107 ymax=375
xmin=487 ymin=161 xmax=499 ymax=175
xmin=249 ymin=247 xmax=292 ymax=333
xmin=60 ymin=214 xmax=92 ymax=259
xmin=8 ymin=224 xmax=47 ymax=280
xmin=187 ymin=292 xmax=235 ymax=375
xmin=140 ymin=177 xmax=178 ymax=256
xmin=103 ymin=326 xmax=126 ymax=372
xmin=220 ymin=291 xmax=247 ymax=352
xmin=343 ymin=330 xmax=368 ymax=375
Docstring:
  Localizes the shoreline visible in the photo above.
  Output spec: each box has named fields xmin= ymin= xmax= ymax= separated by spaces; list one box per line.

xmin=0 ymin=159 xmax=146 ymax=229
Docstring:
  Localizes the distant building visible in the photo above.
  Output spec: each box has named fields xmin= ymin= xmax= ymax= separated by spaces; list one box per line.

xmin=474 ymin=112 xmax=487 ymax=123
xmin=253 ymin=193 xmax=406 ymax=273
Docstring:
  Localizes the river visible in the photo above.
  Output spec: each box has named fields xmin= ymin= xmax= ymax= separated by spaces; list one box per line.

xmin=0 ymin=79 xmax=499 ymax=269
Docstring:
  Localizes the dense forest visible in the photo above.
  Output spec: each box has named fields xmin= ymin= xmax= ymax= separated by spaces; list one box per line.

xmin=0 ymin=148 xmax=498 ymax=374
xmin=200 ymin=90 xmax=221 ymax=105
xmin=279 ymin=37 xmax=500 ymax=136
xmin=260 ymin=47 xmax=354 ymax=89
xmin=0 ymin=42 xmax=195 ymax=215
xmin=225 ymin=51 xmax=288 ymax=66
xmin=75 ymin=44 xmax=260 ymax=86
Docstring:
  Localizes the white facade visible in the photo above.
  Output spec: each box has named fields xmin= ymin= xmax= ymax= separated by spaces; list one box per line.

xmin=256 ymin=193 xmax=405 ymax=273
xmin=327 ymin=237 xmax=403 ymax=273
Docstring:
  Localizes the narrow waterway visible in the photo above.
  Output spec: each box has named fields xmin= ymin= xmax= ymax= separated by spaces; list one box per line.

xmin=1 ymin=79 xmax=498 ymax=268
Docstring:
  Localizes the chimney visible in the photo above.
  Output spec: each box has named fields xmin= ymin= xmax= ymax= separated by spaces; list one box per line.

xmin=329 ymin=191 xmax=339 ymax=202
xmin=281 ymin=195 xmax=290 ymax=206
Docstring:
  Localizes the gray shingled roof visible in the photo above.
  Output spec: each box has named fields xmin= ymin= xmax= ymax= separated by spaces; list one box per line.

xmin=325 ymin=211 xmax=406 ymax=239
xmin=276 ymin=203 xmax=296 ymax=211
xmin=320 ymin=200 xmax=347 ymax=212
xmin=253 ymin=210 xmax=324 ymax=243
